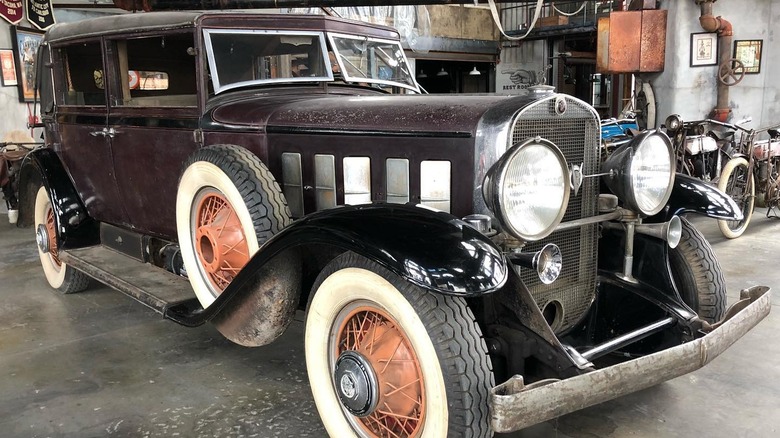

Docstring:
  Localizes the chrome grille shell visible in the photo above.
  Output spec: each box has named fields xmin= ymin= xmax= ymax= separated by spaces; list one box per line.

xmin=514 ymin=95 xmax=600 ymax=332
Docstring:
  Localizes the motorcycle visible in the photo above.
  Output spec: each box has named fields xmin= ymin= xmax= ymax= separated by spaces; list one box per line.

xmin=1 ymin=142 xmax=39 ymax=224
xmin=717 ymin=124 xmax=780 ymax=238
xmin=663 ymin=114 xmax=752 ymax=183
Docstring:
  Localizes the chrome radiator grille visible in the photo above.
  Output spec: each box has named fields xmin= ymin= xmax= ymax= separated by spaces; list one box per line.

xmin=512 ymin=96 xmax=600 ymax=333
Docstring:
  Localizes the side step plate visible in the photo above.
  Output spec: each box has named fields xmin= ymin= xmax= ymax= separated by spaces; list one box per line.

xmin=60 ymin=245 xmax=198 ymax=315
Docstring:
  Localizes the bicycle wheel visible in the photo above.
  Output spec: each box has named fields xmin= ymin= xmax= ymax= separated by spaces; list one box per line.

xmin=717 ymin=157 xmax=755 ymax=238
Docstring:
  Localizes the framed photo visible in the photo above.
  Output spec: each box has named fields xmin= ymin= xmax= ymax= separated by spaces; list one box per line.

xmin=734 ymin=40 xmax=762 ymax=74
xmin=690 ymin=32 xmax=718 ymax=67
xmin=10 ymin=26 xmax=44 ymax=102
xmin=0 ymin=49 xmax=17 ymax=86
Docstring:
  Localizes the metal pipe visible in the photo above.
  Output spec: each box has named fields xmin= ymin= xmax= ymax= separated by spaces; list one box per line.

xmin=619 ymin=221 xmax=636 ymax=282
xmin=553 ymin=210 xmax=623 ymax=231
xmin=696 ymin=0 xmax=734 ymax=122
xmin=580 ymin=316 xmax=676 ymax=361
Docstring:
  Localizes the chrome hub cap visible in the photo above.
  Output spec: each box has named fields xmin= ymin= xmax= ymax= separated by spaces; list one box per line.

xmin=36 ymin=224 xmax=50 ymax=253
xmin=334 ymin=350 xmax=379 ymax=417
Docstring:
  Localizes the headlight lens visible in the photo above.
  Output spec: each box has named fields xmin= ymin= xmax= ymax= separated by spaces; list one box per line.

xmin=664 ymin=114 xmax=682 ymax=132
xmin=601 ymin=131 xmax=675 ymax=216
xmin=631 ymin=134 xmax=674 ymax=214
xmin=484 ymin=138 xmax=570 ymax=241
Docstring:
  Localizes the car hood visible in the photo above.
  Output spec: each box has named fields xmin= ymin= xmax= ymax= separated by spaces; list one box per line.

xmin=209 ymin=91 xmax=514 ymax=136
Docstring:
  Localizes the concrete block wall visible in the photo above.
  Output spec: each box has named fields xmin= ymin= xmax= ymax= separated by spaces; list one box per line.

xmin=650 ymin=0 xmax=779 ymax=129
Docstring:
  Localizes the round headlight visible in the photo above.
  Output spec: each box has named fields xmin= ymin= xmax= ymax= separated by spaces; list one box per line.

xmin=664 ymin=114 xmax=682 ymax=132
xmin=484 ymin=137 xmax=570 ymax=241
xmin=602 ymin=131 xmax=675 ymax=216
xmin=630 ymin=133 xmax=675 ymax=215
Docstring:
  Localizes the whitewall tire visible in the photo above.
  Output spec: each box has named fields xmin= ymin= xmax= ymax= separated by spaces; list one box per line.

xmin=305 ymin=252 xmax=493 ymax=438
xmin=176 ymin=145 xmax=290 ymax=308
xmin=33 ymin=186 xmax=89 ymax=293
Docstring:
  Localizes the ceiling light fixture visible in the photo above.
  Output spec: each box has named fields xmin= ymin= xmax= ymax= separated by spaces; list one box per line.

xmin=469 ymin=66 xmax=481 ymax=76
xmin=417 ymin=70 xmax=427 ymax=78
xmin=437 ymin=68 xmax=449 ymax=77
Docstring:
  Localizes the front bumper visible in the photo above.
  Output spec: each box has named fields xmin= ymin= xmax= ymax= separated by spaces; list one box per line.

xmin=489 ymin=285 xmax=771 ymax=433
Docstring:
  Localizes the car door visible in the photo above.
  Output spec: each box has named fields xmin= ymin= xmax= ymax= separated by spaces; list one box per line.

xmin=105 ymin=32 xmax=200 ymax=238
xmin=51 ymin=39 xmax=129 ymax=226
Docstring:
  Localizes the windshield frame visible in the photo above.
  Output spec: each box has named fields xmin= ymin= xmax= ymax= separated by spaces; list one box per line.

xmin=327 ymin=32 xmax=420 ymax=94
xmin=202 ymin=28 xmax=333 ymax=95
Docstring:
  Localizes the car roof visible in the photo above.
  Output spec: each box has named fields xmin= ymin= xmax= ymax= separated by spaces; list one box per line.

xmin=44 ymin=11 xmax=400 ymax=43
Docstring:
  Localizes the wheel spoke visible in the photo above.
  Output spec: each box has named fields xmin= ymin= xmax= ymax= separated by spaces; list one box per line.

xmin=336 ymin=307 xmax=425 ymax=437
xmin=194 ymin=191 xmax=250 ymax=293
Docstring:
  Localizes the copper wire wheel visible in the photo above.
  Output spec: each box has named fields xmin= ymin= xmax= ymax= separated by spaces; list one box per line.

xmin=335 ymin=306 xmax=425 ymax=438
xmin=45 ymin=207 xmax=61 ymax=267
xmin=193 ymin=191 xmax=250 ymax=293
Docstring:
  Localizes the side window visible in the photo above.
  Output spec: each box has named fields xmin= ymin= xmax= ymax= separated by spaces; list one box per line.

xmin=113 ymin=33 xmax=197 ymax=107
xmin=56 ymin=42 xmax=105 ymax=106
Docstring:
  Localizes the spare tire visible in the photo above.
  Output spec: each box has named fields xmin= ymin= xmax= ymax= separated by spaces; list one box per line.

xmin=176 ymin=145 xmax=291 ymax=308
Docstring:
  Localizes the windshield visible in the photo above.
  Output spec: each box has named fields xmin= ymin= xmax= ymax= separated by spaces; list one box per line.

xmin=203 ymin=29 xmax=332 ymax=94
xmin=203 ymin=29 xmax=419 ymax=94
xmin=328 ymin=33 xmax=419 ymax=93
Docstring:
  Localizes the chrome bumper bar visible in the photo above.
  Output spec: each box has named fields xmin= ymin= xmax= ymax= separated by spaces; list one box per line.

xmin=490 ymin=285 xmax=771 ymax=433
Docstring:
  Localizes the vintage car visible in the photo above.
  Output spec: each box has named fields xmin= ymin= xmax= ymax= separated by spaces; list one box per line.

xmin=18 ymin=10 xmax=770 ymax=437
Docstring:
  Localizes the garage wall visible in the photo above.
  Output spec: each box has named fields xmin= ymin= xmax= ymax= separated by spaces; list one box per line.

xmin=650 ymin=0 xmax=779 ymax=129
xmin=0 ymin=22 xmax=35 ymax=142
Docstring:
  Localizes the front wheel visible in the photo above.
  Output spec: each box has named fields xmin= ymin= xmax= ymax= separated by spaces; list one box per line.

xmin=717 ymin=157 xmax=755 ymax=238
xmin=305 ymin=252 xmax=494 ymax=438
xmin=669 ymin=217 xmax=726 ymax=323
xmin=33 ymin=186 xmax=90 ymax=293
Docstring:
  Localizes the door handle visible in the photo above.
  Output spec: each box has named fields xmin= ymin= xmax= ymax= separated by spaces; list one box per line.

xmin=89 ymin=127 xmax=121 ymax=138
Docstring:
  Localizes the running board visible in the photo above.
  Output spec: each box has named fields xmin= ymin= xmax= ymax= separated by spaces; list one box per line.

xmin=60 ymin=245 xmax=199 ymax=315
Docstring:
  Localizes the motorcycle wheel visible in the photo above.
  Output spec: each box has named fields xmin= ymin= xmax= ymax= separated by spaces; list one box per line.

xmin=717 ymin=157 xmax=755 ymax=238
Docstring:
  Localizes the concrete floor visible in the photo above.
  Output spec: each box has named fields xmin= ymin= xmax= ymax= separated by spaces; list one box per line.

xmin=1 ymin=206 xmax=779 ymax=438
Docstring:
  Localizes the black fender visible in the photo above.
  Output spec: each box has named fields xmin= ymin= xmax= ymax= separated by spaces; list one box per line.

xmin=17 ymin=148 xmax=99 ymax=249
xmin=166 ymin=203 xmax=509 ymax=330
xmin=648 ymin=173 xmax=742 ymax=223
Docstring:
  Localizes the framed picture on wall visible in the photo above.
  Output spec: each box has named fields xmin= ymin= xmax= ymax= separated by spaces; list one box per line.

xmin=734 ymin=40 xmax=762 ymax=74
xmin=0 ymin=49 xmax=17 ymax=86
xmin=10 ymin=26 xmax=44 ymax=102
xmin=690 ymin=32 xmax=718 ymax=67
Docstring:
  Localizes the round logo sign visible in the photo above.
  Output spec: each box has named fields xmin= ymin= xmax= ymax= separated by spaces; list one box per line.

xmin=555 ymin=96 xmax=567 ymax=115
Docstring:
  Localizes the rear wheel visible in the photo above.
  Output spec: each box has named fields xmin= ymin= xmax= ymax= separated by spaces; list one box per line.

xmin=305 ymin=252 xmax=493 ymax=438
xmin=717 ymin=157 xmax=755 ymax=238
xmin=176 ymin=145 xmax=290 ymax=308
xmin=669 ymin=217 xmax=726 ymax=323
xmin=33 ymin=186 xmax=89 ymax=293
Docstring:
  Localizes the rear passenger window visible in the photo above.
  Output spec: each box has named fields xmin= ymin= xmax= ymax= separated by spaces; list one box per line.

xmin=58 ymin=42 xmax=106 ymax=106
xmin=113 ymin=34 xmax=197 ymax=107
